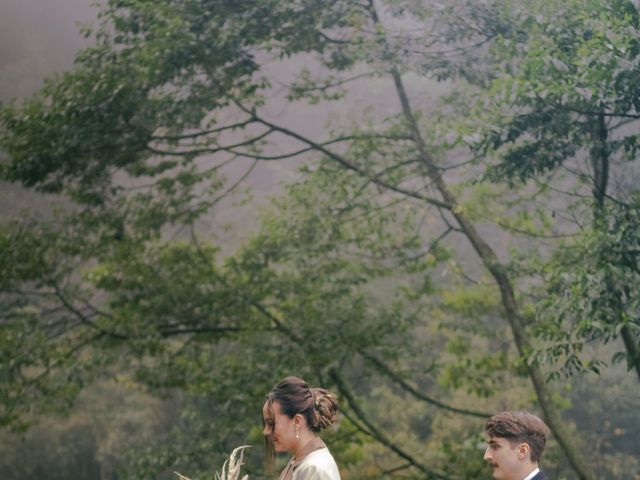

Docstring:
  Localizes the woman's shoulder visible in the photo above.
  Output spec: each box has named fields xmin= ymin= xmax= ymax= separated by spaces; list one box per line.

xmin=303 ymin=447 xmax=335 ymax=462
xmin=294 ymin=448 xmax=340 ymax=480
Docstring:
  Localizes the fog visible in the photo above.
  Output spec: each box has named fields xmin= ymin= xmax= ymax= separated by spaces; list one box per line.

xmin=0 ymin=0 xmax=446 ymax=235
xmin=0 ymin=0 xmax=96 ymax=101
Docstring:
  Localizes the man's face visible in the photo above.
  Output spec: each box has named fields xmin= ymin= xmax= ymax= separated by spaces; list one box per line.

xmin=483 ymin=436 xmax=524 ymax=480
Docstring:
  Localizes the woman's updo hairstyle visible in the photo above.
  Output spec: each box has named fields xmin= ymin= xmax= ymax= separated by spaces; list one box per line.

xmin=267 ymin=376 xmax=338 ymax=433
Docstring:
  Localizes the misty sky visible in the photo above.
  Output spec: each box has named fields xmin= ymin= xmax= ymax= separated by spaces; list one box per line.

xmin=0 ymin=0 xmax=287 ymax=231
xmin=0 ymin=0 xmax=440 ymax=221
xmin=0 ymin=0 xmax=95 ymax=101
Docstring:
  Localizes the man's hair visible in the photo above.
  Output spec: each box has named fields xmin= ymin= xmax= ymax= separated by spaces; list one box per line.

xmin=485 ymin=411 xmax=550 ymax=462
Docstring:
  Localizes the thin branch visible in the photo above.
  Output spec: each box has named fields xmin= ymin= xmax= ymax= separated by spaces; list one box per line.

xmin=158 ymin=326 xmax=270 ymax=336
xmin=382 ymin=463 xmax=413 ymax=475
xmin=122 ymin=156 xmax=238 ymax=192
xmin=188 ymin=226 xmax=302 ymax=345
xmin=317 ymin=30 xmax=351 ymax=45
xmin=329 ymin=368 xmax=456 ymax=480
xmin=437 ymin=206 xmax=462 ymax=233
xmin=286 ymin=72 xmax=374 ymax=92
xmin=410 ymin=33 xmax=496 ymax=57
xmin=146 ymin=129 xmax=274 ymax=157
xmin=336 ymin=408 xmax=374 ymax=438
xmin=226 ymin=145 xmax=315 ymax=161
xmin=150 ymin=119 xmax=257 ymax=141
xmin=26 ymin=331 xmax=105 ymax=386
xmin=225 ymin=134 xmax=412 ymax=162
xmin=551 ymin=102 xmax=640 ymax=120
xmin=52 ymin=284 xmax=127 ymax=340
xmin=456 ymin=265 xmax=487 ymax=286
xmin=204 ymin=159 xmax=258 ymax=209
xmin=338 ymin=406 xmax=426 ymax=477
xmin=359 ymin=351 xmax=492 ymax=418
xmin=234 ymin=101 xmax=453 ymax=210
xmin=439 ymin=157 xmax=477 ymax=171
xmin=407 ymin=227 xmax=453 ymax=260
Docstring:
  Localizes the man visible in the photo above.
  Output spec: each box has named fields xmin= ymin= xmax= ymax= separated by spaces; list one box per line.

xmin=483 ymin=411 xmax=550 ymax=480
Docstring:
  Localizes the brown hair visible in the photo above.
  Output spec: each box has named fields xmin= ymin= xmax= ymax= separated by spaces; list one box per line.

xmin=485 ymin=411 xmax=550 ymax=462
xmin=265 ymin=376 xmax=338 ymax=432
xmin=263 ymin=376 xmax=338 ymax=472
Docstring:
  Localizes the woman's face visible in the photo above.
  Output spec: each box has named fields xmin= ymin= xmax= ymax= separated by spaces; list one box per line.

xmin=262 ymin=400 xmax=298 ymax=454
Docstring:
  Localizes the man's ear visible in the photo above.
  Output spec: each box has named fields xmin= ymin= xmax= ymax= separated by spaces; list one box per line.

xmin=517 ymin=443 xmax=531 ymax=460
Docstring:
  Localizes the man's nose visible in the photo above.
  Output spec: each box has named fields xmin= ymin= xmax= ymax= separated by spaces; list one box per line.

xmin=483 ymin=447 xmax=491 ymax=461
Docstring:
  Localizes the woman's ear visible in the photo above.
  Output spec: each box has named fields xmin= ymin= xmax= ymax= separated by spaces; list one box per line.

xmin=294 ymin=413 xmax=305 ymax=427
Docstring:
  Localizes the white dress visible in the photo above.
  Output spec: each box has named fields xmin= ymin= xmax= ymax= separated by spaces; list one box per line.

xmin=292 ymin=447 xmax=341 ymax=480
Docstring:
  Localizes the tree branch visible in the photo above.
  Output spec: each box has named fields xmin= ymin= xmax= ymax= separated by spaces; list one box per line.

xmin=150 ymin=119 xmax=257 ymax=141
xmin=234 ymin=101 xmax=453 ymax=210
xmin=188 ymin=226 xmax=303 ymax=345
xmin=328 ymin=368 xmax=455 ymax=480
xmin=146 ymin=129 xmax=274 ymax=157
xmin=52 ymin=284 xmax=127 ymax=340
xmin=359 ymin=351 xmax=492 ymax=418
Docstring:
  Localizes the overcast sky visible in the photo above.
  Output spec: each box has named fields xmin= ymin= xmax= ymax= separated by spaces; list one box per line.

xmin=0 ymin=0 xmax=95 ymax=101
xmin=0 ymin=0 xmax=288 ymax=230
xmin=0 ymin=0 xmax=444 ymax=225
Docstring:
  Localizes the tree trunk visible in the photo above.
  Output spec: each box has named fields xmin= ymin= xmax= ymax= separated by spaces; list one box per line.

xmin=390 ymin=68 xmax=597 ymax=480
xmin=621 ymin=324 xmax=640 ymax=382
xmin=590 ymin=113 xmax=640 ymax=383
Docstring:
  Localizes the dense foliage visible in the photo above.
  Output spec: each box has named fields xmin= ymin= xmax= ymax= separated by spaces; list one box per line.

xmin=1 ymin=1 xmax=638 ymax=479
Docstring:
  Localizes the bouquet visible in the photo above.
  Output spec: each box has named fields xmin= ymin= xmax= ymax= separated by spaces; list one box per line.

xmin=175 ymin=445 xmax=250 ymax=480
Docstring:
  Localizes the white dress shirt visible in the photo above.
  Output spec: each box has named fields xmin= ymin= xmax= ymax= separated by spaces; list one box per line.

xmin=522 ymin=467 xmax=540 ymax=480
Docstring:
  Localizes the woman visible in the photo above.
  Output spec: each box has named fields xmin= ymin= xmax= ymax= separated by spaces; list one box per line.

xmin=262 ymin=376 xmax=341 ymax=480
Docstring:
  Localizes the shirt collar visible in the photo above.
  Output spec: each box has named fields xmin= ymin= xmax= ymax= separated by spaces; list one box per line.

xmin=522 ymin=466 xmax=540 ymax=480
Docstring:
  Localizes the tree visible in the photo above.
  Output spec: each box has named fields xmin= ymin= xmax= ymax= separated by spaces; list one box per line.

xmin=3 ymin=0 xmax=638 ymax=478
xmin=463 ymin=0 xmax=640 ymax=381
